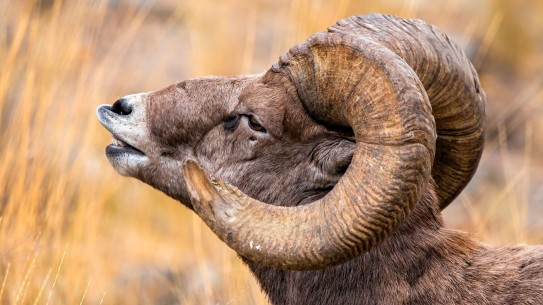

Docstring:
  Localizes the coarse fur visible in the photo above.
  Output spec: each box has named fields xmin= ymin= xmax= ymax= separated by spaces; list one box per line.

xmin=97 ymin=14 xmax=543 ymax=304
xmin=246 ymin=183 xmax=543 ymax=305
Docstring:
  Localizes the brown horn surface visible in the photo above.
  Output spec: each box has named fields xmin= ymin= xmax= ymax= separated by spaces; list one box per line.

xmin=329 ymin=14 xmax=486 ymax=209
xmin=183 ymin=32 xmax=435 ymax=270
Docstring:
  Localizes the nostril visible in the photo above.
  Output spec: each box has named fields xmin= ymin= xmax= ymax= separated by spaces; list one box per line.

xmin=111 ymin=98 xmax=133 ymax=115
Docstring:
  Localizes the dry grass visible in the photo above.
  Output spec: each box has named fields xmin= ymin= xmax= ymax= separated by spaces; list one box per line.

xmin=1 ymin=0 xmax=542 ymax=304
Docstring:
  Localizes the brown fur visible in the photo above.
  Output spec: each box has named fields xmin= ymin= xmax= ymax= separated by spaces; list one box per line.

xmin=98 ymin=15 xmax=543 ymax=305
xmin=106 ymin=72 xmax=543 ymax=304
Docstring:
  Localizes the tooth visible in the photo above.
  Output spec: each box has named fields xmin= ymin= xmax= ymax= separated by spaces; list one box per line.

xmin=111 ymin=136 xmax=126 ymax=147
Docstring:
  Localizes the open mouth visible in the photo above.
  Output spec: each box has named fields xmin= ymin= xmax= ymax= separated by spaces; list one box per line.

xmin=106 ymin=134 xmax=145 ymax=156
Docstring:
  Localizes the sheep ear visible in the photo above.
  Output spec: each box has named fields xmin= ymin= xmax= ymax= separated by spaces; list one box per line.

xmin=312 ymin=137 xmax=355 ymax=177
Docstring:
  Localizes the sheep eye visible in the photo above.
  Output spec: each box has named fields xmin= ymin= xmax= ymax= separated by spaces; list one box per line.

xmin=248 ymin=115 xmax=266 ymax=133
xmin=223 ymin=115 xmax=240 ymax=131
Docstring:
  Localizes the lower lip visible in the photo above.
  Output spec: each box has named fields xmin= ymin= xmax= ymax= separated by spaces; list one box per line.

xmin=105 ymin=144 xmax=145 ymax=157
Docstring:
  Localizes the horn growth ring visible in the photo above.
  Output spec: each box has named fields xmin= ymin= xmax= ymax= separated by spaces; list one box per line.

xmin=184 ymin=30 xmax=437 ymax=270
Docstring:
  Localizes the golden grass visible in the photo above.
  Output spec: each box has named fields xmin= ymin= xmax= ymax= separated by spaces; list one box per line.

xmin=1 ymin=0 xmax=542 ymax=304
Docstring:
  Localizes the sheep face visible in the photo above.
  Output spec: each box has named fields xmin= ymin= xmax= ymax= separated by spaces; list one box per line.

xmin=97 ymin=72 xmax=354 ymax=208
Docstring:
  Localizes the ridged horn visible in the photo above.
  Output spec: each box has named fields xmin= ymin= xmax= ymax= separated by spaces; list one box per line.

xmin=328 ymin=14 xmax=486 ymax=209
xmin=183 ymin=32 xmax=436 ymax=270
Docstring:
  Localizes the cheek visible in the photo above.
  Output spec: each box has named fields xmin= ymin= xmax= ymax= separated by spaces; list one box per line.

xmin=194 ymin=127 xmax=259 ymax=172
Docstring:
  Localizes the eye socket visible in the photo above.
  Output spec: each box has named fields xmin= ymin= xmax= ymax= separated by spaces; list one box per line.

xmin=223 ymin=114 xmax=267 ymax=133
xmin=248 ymin=115 xmax=266 ymax=133
xmin=223 ymin=115 xmax=240 ymax=131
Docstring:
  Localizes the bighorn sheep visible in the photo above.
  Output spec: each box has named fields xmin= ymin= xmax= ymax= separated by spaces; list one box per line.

xmin=96 ymin=14 xmax=543 ymax=304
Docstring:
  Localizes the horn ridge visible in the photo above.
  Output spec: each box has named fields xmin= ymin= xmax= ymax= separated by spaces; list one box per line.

xmin=329 ymin=13 xmax=486 ymax=209
xmin=183 ymin=16 xmax=453 ymax=270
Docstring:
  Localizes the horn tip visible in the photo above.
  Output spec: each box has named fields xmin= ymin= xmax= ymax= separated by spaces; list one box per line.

xmin=182 ymin=160 xmax=244 ymax=223
xmin=182 ymin=160 xmax=216 ymax=205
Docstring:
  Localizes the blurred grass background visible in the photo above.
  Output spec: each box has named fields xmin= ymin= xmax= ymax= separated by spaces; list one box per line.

xmin=1 ymin=0 xmax=542 ymax=304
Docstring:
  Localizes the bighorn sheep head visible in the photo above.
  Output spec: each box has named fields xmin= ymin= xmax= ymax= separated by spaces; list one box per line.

xmin=97 ymin=14 xmax=485 ymax=270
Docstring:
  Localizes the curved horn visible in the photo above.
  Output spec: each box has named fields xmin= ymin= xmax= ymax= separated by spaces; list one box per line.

xmin=183 ymin=32 xmax=436 ymax=270
xmin=329 ymin=14 xmax=486 ymax=209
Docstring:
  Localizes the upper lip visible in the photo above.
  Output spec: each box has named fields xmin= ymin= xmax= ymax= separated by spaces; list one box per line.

xmin=110 ymin=132 xmax=145 ymax=155
xmin=97 ymin=104 xmax=146 ymax=155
